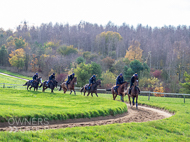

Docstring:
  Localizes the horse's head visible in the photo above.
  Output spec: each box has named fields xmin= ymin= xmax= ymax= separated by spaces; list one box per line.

xmin=74 ymin=77 xmax=77 ymax=85
xmin=134 ymin=79 xmax=138 ymax=86
xmin=97 ymin=79 xmax=101 ymax=87
xmin=124 ymin=81 xmax=128 ymax=89
xmin=37 ymin=77 xmax=42 ymax=83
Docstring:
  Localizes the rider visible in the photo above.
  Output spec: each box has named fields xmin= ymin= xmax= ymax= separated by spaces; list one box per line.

xmin=66 ymin=73 xmax=75 ymax=89
xmin=115 ymin=73 xmax=124 ymax=95
xmin=129 ymin=73 xmax=140 ymax=94
xmin=88 ymin=74 xmax=96 ymax=90
xmin=32 ymin=73 xmax=38 ymax=83
xmin=47 ymin=73 xmax=55 ymax=86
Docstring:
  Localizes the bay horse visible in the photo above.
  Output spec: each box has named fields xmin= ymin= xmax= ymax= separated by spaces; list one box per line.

xmin=59 ymin=77 xmax=77 ymax=95
xmin=106 ymin=81 xmax=128 ymax=102
xmin=80 ymin=80 xmax=101 ymax=97
xmin=23 ymin=77 xmax=42 ymax=91
xmin=126 ymin=79 xmax=140 ymax=109
xmin=40 ymin=79 xmax=58 ymax=93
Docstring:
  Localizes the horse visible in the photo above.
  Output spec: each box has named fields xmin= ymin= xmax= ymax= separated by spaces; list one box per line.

xmin=40 ymin=79 xmax=58 ymax=93
xmin=126 ymin=79 xmax=140 ymax=109
xmin=80 ymin=80 xmax=101 ymax=97
xmin=59 ymin=77 xmax=77 ymax=95
xmin=23 ymin=77 xmax=42 ymax=91
xmin=106 ymin=81 xmax=128 ymax=102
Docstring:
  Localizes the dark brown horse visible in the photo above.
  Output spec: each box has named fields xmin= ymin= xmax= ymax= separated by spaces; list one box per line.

xmin=80 ymin=80 xmax=101 ymax=97
xmin=59 ymin=77 xmax=77 ymax=95
xmin=40 ymin=79 xmax=58 ymax=93
xmin=126 ymin=79 xmax=140 ymax=109
xmin=107 ymin=81 xmax=128 ymax=102
xmin=23 ymin=77 xmax=42 ymax=91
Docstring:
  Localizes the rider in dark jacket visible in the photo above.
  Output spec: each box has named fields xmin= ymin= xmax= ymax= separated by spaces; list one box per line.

xmin=66 ymin=73 xmax=75 ymax=89
xmin=32 ymin=73 xmax=38 ymax=83
xmin=47 ymin=73 xmax=55 ymax=85
xmin=115 ymin=73 xmax=124 ymax=94
xmin=88 ymin=75 xmax=96 ymax=90
xmin=129 ymin=73 xmax=140 ymax=94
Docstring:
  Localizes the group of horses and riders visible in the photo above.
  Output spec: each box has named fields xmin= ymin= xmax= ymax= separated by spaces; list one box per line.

xmin=23 ymin=72 xmax=58 ymax=93
xmin=23 ymin=70 xmax=140 ymax=108
xmin=106 ymin=73 xmax=140 ymax=109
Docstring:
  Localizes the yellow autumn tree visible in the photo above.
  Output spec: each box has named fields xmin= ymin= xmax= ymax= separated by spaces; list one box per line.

xmin=9 ymin=48 xmax=25 ymax=70
xmin=125 ymin=40 xmax=143 ymax=62
xmin=30 ymin=54 xmax=38 ymax=72
xmin=154 ymin=83 xmax=164 ymax=97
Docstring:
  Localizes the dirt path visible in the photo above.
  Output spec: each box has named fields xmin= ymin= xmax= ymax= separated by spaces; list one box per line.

xmin=0 ymin=72 xmax=29 ymax=81
xmin=0 ymin=104 xmax=173 ymax=132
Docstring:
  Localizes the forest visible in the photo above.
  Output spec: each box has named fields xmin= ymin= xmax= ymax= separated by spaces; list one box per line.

xmin=0 ymin=21 xmax=190 ymax=94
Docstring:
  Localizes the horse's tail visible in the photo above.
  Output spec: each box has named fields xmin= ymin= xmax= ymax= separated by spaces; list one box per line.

xmin=80 ymin=87 xmax=84 ymax=94
xmin=23 ymin=82 xmax=27 ymax=86
xmin=59 ymin=85 xmax=62 ymax=91
xmin=106 ymin=88 xmax=111 ymax=91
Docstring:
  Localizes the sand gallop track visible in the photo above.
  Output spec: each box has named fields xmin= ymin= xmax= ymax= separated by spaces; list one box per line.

xmin=0 ymin=104 xmax=173 ymax=132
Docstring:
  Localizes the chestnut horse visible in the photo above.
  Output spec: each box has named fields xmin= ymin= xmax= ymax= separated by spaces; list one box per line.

xmin=126 ymin=79 xmax=140 ymax=109
xmin=59 ymin=77 xmax=77 ymax=95
xmin=106 ymin=81 xmax=128 ymax=102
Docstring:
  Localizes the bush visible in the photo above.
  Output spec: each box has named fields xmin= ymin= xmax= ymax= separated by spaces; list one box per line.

xmin=151 ymin=70 xmax=162 ymax=79
xmin=102 ymin=70 xmax=116 ymax=88
xmin=76 ymin=56 xmax=85 ymax=64
xmin=55 ymin=73 xmax=67 ymax=84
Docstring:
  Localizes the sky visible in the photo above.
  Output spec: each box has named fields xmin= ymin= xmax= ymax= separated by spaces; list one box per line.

xmin=0 ymin=0 xmax=190 ymax=30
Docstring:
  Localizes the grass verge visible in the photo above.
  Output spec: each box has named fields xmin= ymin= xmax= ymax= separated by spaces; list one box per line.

xmin=0 ymin=92 xmax=189 ymax=141
xmin=0 ymin=88 xmax=127 ymax=123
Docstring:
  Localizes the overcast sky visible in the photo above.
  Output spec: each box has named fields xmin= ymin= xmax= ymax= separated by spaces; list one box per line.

xmin=0 ymin=0 xmax=190 ymax=30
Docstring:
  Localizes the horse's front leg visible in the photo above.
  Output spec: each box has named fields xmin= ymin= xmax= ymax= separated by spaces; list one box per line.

xmin=120 ymin=94 xmax=124 ymax=102
xmin=87 ymin=92 xmax=90 ymax=96
xmin=91 ymin=93 xmax=93 ymax=97
xmin=128 ymin=95 xmax=131 ymax=107
xmin=136 ymin=95 xmax=138 ymax=109
xmin=133 ymin=97 xmax=135 ymax=106
xmin=95 ymin=91 xmax=98 ymax=97
xmin=73 ymin=89 xmax=76 ymax=95
xmin=70 ymin=90 xmax=72 ymax=94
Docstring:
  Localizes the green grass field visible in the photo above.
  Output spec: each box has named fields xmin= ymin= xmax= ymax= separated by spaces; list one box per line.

xmin=0 ymin=69 xmax=31 ymax=80
xmin=0 ymin=74 xmax=26 ymax=85
xmin=0 ymin=71 xmax=190 ymax=141
xmin=0 ymin=88 xmax=127 ymax=123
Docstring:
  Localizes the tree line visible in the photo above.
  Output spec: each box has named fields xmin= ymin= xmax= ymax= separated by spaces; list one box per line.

xmin=0 ymin=21 xmax=190 ymax=93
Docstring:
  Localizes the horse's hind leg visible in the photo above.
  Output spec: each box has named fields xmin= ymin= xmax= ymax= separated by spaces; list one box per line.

xmin=70 ymin=90 xmax=72 ymax=94
xmin=136 ymin=95 xmax=138 ymax=109
xmin=95 ymin=92 xmax=98 ymax=97
xmin=74 ymin=89 xmax=76 ymax=95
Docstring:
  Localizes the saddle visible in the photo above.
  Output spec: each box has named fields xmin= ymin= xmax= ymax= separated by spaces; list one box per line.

xmin=85 ymin=84 xmax=89 ymax=90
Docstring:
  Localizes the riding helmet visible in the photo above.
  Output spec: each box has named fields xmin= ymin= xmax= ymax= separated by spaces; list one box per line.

xmin=72 ymin=73 xmax=75 ymax=76
xmin=134 ymin=73 xmax=138 ymax=77
xmin=53 ymin=73 xmax=55 ymax=75
xmin=93 ymin=75 xmax=96 ymax=78
xmin=36 ymin=73 xmax=38 ymax=75
xmin=119 ymin=73 xmax=122 ymax=76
